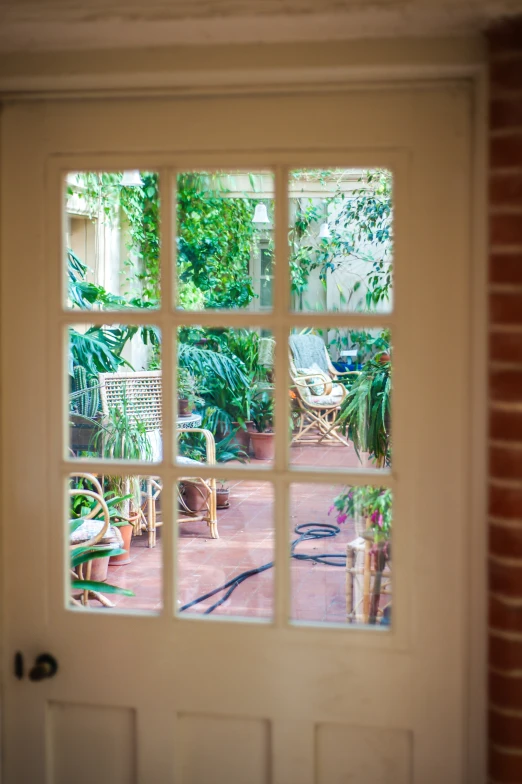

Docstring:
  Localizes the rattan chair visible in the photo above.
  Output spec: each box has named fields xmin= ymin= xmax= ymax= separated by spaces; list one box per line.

xmin=288 ymin=334 xmax=357 ymax=446
xmin=99 ymin=371 xmax=218 ymax=547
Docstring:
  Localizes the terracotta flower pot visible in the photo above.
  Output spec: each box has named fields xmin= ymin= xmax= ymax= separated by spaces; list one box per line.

xmin=109 ymin=522 xmax=134 ymax=565
xmin=180 ymin=480 xmax=210 ymax=513
xmin=178 ymin=398 xmax=190 ymax=417
xmin=232 ymin=421 xmax=254 ymax=452
xmin=216 ymin=487 xmax=230 ymax=509
xmin=84 ymin=555 xmax=110 ymax=583
xmin=250 ymin=431 xmax=275 ymax=461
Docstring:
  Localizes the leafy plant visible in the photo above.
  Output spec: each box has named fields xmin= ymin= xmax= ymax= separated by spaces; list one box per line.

xmin=337 ymin=351 xmax=391 ymax=467
xmin=251 ymin=391 xmax=274 ymax=433
xmin=177 ymin=173 xmax=257 ymax=309
xmin=332 ymin=486 xmax=391 ymax=533
xmin=70 ymin=365 xmax=100 ymax=418
xmin=179 ymin=429 xmax=248 ymax=464
xmin=69 ymin=506 xmax=134 ymax=599
xmin=177 ymin=366 xmax=204 ymax=409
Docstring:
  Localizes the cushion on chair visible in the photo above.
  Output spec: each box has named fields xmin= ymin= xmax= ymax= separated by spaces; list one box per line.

xmin=70 ymin=520 xmax=124 ymax=546
xmin=309 ymin=383 xmax=344 ymax=406
xmin=295 ymin=364 xmax=333 ymax=396
xmin=177 ymin=455 xmax=204 ymax=467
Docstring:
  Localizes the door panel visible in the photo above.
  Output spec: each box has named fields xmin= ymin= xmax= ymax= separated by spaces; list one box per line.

xmin=1 ymin=85 xmax=472 ymax=783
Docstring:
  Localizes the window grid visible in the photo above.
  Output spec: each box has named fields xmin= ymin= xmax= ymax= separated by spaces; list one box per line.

xmin=62 ymin=164 xmax=395 ymax=624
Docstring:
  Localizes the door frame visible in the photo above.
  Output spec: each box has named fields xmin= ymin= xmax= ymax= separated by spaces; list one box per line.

xmin=0 ymin=51 xmax=489 ymax=783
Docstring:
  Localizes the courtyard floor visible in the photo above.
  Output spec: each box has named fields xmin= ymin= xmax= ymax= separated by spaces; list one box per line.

xmin=101 ymin=442 xmax=371 ymax=623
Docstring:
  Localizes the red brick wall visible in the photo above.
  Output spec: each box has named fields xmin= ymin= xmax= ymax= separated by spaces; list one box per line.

xmin=488 ymin=17 xmax=522 ymax=783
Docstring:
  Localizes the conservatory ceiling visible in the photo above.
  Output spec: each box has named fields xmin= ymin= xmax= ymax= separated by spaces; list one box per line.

xmin=0 ymin=0 xmax=521 ymax=52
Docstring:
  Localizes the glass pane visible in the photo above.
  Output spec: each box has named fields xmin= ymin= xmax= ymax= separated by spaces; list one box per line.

xmin=176 ymin=326 xmax=275 ymax=467
xmin=289 ymin=327 xmax=391 ymax=470
xmin=176 ymin=171 xmax=274 ymax=311
xmin=289 ymin=169 xmax=393 ymax=313
xmin=68 ymin=323 xmax=161 ymax=461
xmin=65 ymin=171 xmax=160 ymax=310
xmin=177 ymin=480 xmax=274 ymax=620
xmin=290 ymin=483 xmax=392 ymax=627
xmin=69 ymin=472 xmax=162 ymax=614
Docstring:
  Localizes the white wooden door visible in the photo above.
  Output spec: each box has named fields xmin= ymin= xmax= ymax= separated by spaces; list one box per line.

xmin=1 ymin=84 xmax=475 ymax=783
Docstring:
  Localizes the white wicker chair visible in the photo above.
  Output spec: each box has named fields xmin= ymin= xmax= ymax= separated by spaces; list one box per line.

xmin=289 ymin=334 xmax=357 ymax=446
xmin=99 ymin=371 xmax=218 ymax=546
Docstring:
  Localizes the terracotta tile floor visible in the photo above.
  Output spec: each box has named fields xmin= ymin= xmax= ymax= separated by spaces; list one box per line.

xmin=104 ymin=442 xmax=371 ymax=623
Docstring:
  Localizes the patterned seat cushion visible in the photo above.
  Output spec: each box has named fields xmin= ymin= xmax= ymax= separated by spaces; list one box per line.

xmin=70 ymin=519 xmax=124 ymax=546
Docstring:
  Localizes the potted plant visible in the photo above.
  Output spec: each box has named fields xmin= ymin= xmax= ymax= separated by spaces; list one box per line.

xmin=230 ymin=373 xmax=258 ymax=452
xmin=178 ymin=431 xmax=247 ymax=512
xmin=69 ymin=366 xmax=102 ymax=455
xmin=250 ymin=391 xmax=275 ymax=460
xmin=331 ymin=485 xmax=392 ymax=623
xmin=92 ymin=398 xmax=153 ymax=561
xmin=337 ymin=331 xmax=391 ymax=468
xmin=69 ymin=495 xmax=135 ymax=604
xmin=177 ymin=367 xmax=204 ymax=417
xmin=216 ymin=480 xmax=230 ymax=509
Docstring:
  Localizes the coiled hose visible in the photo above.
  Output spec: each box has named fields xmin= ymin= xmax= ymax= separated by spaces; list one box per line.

xmin=179 ymin=521 xmax=344 ymax=615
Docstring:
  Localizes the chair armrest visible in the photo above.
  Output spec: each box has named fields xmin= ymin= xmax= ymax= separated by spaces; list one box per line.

xmin=175 ymin=427 xmax=216 ymax=466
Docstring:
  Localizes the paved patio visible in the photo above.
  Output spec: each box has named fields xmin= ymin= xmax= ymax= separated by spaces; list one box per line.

xmin=101 ymin=442 xmax=369 ymax=622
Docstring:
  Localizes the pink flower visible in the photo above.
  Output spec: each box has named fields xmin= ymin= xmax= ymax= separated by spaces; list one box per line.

xmin=337 ymin=513 xmax=347 ymax=524
xmin=378 ymin=514 xmax=384 ymax=529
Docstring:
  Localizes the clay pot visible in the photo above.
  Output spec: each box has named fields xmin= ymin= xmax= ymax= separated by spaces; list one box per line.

xmin=180 ymin=480 xmax=210 ymax=513
xmin=84 ymin=555 xmax=110 ymax=583
xmin=109 ymin=522 xmax=134 ymax=565
xmin=178 ymin=398 xmax=190 ymax=417
xmin=250 ymin=431 xmax=275 ymax=461
xmin=232 ymin=421 xmax=254 ymax=452
xmin=216 ymin=487 xmax=230 ymax=509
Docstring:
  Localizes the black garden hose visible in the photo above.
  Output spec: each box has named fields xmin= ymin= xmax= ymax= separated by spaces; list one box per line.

xmin=179 ymin=521 xmax=345 ymax=615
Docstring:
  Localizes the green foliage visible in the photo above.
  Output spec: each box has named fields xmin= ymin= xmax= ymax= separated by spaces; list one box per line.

xmin=289 ymin=169 xmax=393 ymax=311
xmin=71 ymin=365 xmax=100 ymax=418
xmin=119 ymin=173 xmax=160 ymax=302
xmin=177 ymin=367 xmax=204 ymax=410
xmin=177 ymin=173 xmax=257 ymax=309
xmin=179 ymin=429 xmax=248 ymax=464
xmin=251 ymin=391 xmax=274 ymax=433
xmin=336 ymin=329 xmax=391 ymax=466
xmin=93 ymin=397 xmax=152 ymax=462
xmin=338 ymin=354 xmax=391 ymax=467
xmin=331 ymin=486 xmax=392 ymax=541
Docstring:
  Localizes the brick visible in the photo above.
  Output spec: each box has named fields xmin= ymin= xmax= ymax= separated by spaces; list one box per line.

xmin=490 ymin=292 xmax=522 ymax=326
xmin=490 ymin=214 xmax=522 ymax=246
xmin=491 ymin=59 xmax=522 ymax=93
xmin=491 ymin=136 xmax=522 ymax=169
xmin=490 ymin=369 xmax=522 ymax=403
xmin=489 ymin=744 xmax=522 ymax=781
xmin=491 ymin=99 xmax=522 ymax=132
xmin=488 ymin=19 xmax=522 ymax=54
xmin=490 ymin=634 xmax=522 ymax=671
xmin=490 ymin=332 xmax=522 ymax=363
xmin=489 ymin=483 xmax=522 ymax=519
xmin=491 ymin=409 xmax=522 ymax=441
xmin=489 ymin=594 xmax=522 ymax=632
xmin=489 ymin=708 xmax=522 ymax=746
xmin=490 ymin=172 xmax=522 ymax=205
xmin=490 ymin=558 xmax=522 ymax=596
xmin=490 ymin=446 xmax=522 ymax=480
xmin=490 ymin=253 xmax=522 ymax=285
xmin=490 ymin=670 xmax=522 ymax=709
